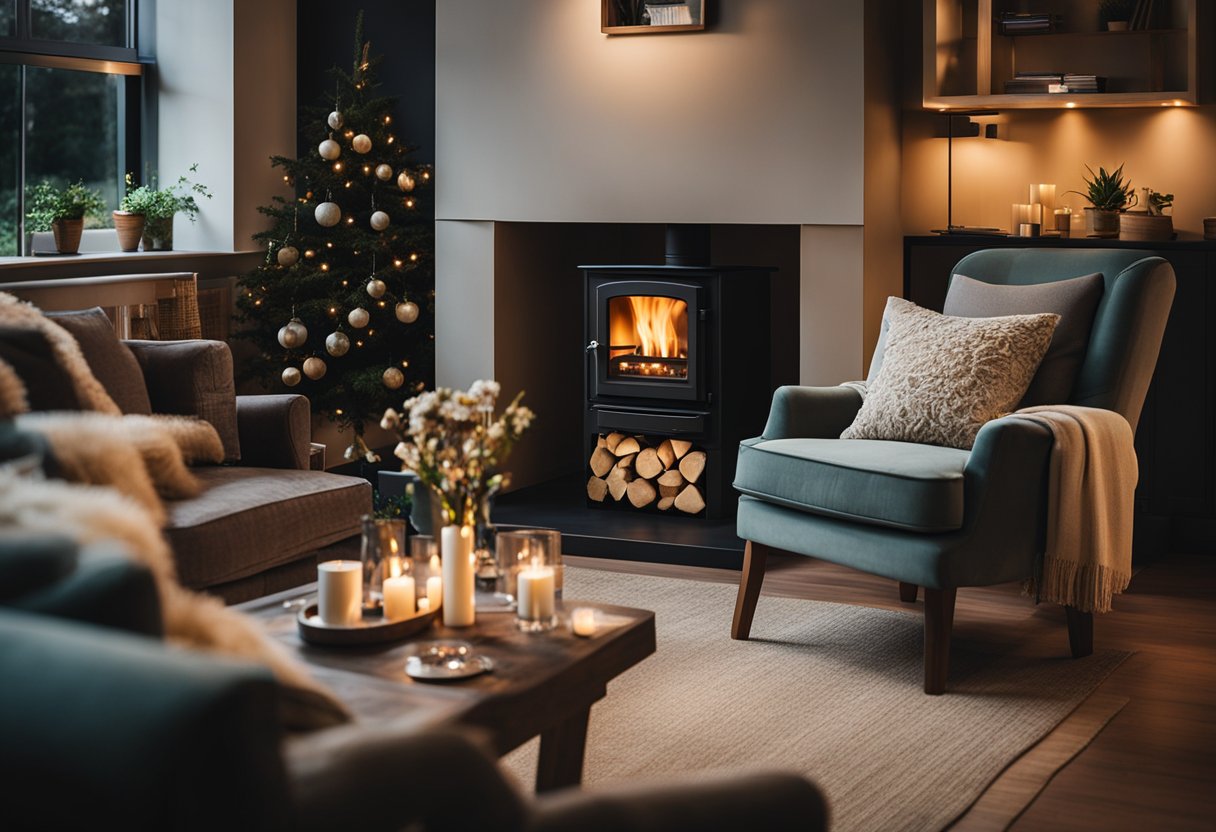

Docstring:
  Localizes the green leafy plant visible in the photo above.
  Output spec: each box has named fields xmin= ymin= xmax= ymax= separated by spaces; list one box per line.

xmin=1146 ymin=190 xmax=1174 ymax=216
xmin=120 ymin=164 xmax=212 ymax=221
xmin=24 ymin=181 xmax=105 ymax=231
xmin=1068 ymin=164 xmax=1138 ymax=212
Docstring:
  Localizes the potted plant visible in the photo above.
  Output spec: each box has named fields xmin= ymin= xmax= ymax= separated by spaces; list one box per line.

xmin=124 ymin=164 xmax=213 ymax=251
xmin=1067 ymin=163 xmax=1137 ymax=238
xmin=113 ymin=172 xmax=148 ymax=252
xmin=1099 ymin=0 xmax=1135 ymax=30
xmin=24 ymin=181 xmax=105 ymax=255
xmin=1121 ymin=189 xmax=1175 ymax=241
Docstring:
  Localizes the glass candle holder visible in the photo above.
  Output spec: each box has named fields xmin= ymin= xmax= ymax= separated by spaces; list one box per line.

xmin=498 ymin=529 xmax=562 ymax=632
xmin=360 ymin=516 xmax=409 ymax=614
xmin=409 ymin=534 xmax=443 ymax=613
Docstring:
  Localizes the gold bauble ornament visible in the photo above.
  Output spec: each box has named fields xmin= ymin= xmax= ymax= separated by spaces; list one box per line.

xmin=276 ymin=245 xmax=299 ymax=267
xmin=281 ymin=366 xmax=302 ymax=387
xmin=382 ymin=367 xmax=405 ymax=389
xmin=318 ymin=139 xmax=341 ymax=160
xmin=325 ymin=331 xmax=351 ymax=357
xmin=327 ymin=110 xmax=343 ymax=130
xmin=375 ymin=163 xmax=393 ymax=181
xmin=347 ymin=307 xmax=370 ymax=328
xmin=315 ymin=201 xmax=341 ymax=227
xmin=397 ymin=171 xmax=415 ymax=192
xmin=366 ymin=278 xmax=387 ymax=299
xmin=370 ymin=210 xmax=390 ymax=231
xmin=277 ymin=317 xmax=308 ymax=349
xmin=395 ymin=301 xmax=420 ymax=324
xmin=352 ymin=134 xmax=372 ymax=154
xmin=303 ymin=356 xmax=327 ymax=380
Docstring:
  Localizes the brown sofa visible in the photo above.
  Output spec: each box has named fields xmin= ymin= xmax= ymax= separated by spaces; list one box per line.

xmin=48 ymin=307 xmax=371 ymax=602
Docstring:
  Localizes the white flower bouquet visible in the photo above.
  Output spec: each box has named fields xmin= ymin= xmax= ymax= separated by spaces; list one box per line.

xmin=383 ymin=380 xmax=534 ymax=526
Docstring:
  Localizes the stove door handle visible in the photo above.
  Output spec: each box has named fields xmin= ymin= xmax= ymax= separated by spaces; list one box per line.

xmin=585 ymin=340 xmax=599 ymax=352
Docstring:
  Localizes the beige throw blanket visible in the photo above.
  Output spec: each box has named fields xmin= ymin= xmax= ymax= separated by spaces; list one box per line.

xmin=1007 ymin=405 xmax=1137 ymax=613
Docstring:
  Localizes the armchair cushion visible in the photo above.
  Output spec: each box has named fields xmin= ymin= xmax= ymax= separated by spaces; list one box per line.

xmin=46 ymin=307 xmax=152 ymax=415
xmin=237 ymin=394 xmax=312 ymax=470
xmin=945 ymin=272 xmax=1104 ymax=407
xmin=0 ymin=327 xmax=82 ymax=411
xmin=842 ymin=297 xmax=1058 ymax=449
xmin=126 ymin=339 xmax=240 ymax=461
xmin=166 ymin=466 xmax=370 ymax=588
xmin=735 ymin=436 xmax=970 ymax=532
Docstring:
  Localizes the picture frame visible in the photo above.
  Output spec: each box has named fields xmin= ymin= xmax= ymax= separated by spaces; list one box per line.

xmin=602 ymin=0 xmax=707 ymax=35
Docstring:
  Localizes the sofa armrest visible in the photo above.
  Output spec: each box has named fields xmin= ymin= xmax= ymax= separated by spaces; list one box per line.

xmin=529 ymin=770 xmax=826 ymax=832
xmin=285 ymin=724 xmax=527 ymax=832
xmin=236 ymin=394 xmax=312 ymax=470
xmin=0 ymin=610 xmax=289 ymax=830
xmin=125 ymin=339 xmax=241 ymax=461
xmin=761 ymin=385 xmax=864 ymax=439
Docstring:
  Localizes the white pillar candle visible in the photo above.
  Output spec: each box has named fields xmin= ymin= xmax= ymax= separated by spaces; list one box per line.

xmin=1029 ymin=183 xmax=1056 ymax=213
xmin=417 ymin=597 xmax=430 ymax=612
xmin=517 ymin=564 xmax=556 ymax=621
xmin=572 ymin=607 xmax=596 ymax=637
xmin=427 ymin=575 xmax=443 ymax=611
xmin=441 ymin=525 xmax=475 ymax=627
xmin=382 ymin=575 xmax=416 ymax=621
xmin=318 ymin=560 xmax=362 ymax=626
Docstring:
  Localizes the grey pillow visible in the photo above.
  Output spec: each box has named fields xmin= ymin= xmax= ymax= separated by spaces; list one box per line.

xmin=943 ymin=273 xmax=1104 ymax=407
xmin=842 ymin=297 xmax=1059 ymax=450
xmin=46 ymin=308 xmax=153 ymax=415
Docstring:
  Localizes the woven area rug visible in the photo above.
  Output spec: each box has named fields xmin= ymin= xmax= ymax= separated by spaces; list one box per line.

xmin=503 ymin=568 xmax=1128 ymax=831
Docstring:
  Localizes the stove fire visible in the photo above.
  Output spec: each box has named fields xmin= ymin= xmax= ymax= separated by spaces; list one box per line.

xmin=608 ymin=296 xmax=689 ymax=380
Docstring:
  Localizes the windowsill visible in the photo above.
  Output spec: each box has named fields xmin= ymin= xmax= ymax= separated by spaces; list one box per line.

xmin=0 ymin=249 xmax=263 ymax=283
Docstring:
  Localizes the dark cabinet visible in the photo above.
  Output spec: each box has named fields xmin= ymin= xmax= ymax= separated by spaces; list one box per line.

xmin=904 ymin=235 xmax=1216 ymax=556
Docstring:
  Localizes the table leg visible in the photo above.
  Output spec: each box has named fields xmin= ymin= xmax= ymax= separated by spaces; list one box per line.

xmin=535 ymin=706 xmax=591 ymax=793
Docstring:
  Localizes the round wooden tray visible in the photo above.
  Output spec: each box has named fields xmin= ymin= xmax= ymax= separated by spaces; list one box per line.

xmin=297 ymin=604 xmax=439 ymax=646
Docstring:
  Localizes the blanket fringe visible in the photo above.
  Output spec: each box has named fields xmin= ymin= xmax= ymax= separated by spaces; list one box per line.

xmin=1025 ymin=559 xmax=1131 ymax=615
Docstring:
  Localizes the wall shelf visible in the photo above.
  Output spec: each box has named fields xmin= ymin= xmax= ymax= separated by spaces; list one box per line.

xmin=923 ymin=0 xmax=1213 ymax=109
xmin=602 ymin=0 xmax=706 ymax=35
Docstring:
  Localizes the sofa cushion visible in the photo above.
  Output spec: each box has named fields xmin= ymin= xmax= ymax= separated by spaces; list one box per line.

xmin=734 ymin=436 xmax=971 ymax=532
xmin=842 ymin=297 xmax=1058 ymax=450
xmin=945 ymin=272 xmax=1103 ymax=407
xmin=166 ymin=467 xmax=371 ymax=588
xmin=0 ymin=327 xmax=82 ymax=412
xmin=46 ymin=308 xmax=152 ymax=415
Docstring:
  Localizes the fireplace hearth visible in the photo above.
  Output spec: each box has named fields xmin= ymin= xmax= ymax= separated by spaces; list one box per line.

xmin=583 ymin=261 xmax=773 ymax=520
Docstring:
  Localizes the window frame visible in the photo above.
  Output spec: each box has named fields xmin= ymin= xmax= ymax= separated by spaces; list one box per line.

xmin=0 ymin=0 xmax=150 ymax=256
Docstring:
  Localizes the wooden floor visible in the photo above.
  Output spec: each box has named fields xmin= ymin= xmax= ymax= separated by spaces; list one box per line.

xmin=566 ymin=550 xmax=1216 ymax=831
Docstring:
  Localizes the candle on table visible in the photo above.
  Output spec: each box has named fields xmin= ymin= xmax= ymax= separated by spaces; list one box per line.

xmin=318 ymin=560 xmax=361 ymax=626
xmin=382 ymin=574 xmax=416 ymax=621
xmin=517 ymin=559 xmax=556 ymax=622
xmin=572 ymin=607 xmax=596 ymax=637
xmin=417 ymin=597 xmax=430 ymax=612
xmin=441 ymin=525 xmax=475 ymax=627
xmin=427 ymin=576 xmax=443 ymax=610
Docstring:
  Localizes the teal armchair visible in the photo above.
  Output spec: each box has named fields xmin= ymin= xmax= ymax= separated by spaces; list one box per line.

xmin=731 ymin=249 xmax=1175 ymax=693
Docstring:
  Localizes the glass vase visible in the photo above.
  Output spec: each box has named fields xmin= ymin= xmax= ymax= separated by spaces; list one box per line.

xmin=359 ymin=516 xmax=408 ymax=614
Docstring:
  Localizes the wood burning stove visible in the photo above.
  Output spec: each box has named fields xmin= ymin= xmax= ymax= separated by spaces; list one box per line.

xmin=583 ymin=262 xmax=774 ymax=520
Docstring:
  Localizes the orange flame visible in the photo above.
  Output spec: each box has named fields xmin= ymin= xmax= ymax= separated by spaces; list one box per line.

xmin=610 ymin=296 xmax=687 ymax=359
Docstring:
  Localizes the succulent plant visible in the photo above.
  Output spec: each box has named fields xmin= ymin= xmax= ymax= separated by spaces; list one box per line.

xmin=1068 ymin=163 xmax=1138 ymax=212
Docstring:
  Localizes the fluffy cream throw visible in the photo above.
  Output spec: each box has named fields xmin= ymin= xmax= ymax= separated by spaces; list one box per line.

xmin=1008 ymin=405 xmax=1137 ymax=614
xmin=0 ymin=470 xmax=350 ymax=731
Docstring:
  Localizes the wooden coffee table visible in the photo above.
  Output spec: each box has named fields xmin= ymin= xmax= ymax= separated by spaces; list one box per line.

xmin=240 ymin=587 xmax=656 ymax=791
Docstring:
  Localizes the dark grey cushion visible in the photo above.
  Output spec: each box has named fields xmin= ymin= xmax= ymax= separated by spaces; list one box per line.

xmin=944 ymin=272 xmax=1104 ymax=407
xmin=45 ymin=308 xmax=152 ymax=415
xmin=166 ymin=466 xmax=371 ymax=588
xmin=0 ymin=327 xmax=82 ymax=411
xmin=734 ymin=436 xmax=971 ymax=532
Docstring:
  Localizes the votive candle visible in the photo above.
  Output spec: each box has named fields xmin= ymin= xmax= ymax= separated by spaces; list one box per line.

xmin=427 ymin=575 xmax=444 ymax=611
xmin=382 ymin=574 xmax=416 ymax=621
xmin=518 ymin=561 xmax=556 ymax=622
xmin=572 ymin=607 xmax=597 ymax=637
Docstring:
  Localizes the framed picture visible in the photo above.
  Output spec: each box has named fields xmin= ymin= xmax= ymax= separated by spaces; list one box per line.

xmin=602 ymin=0 xmax=707 ymax=35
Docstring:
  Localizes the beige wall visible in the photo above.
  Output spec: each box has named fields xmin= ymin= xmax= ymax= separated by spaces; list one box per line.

xmin=901 ymin=106 xmax=1216 ymax=239
xmin=436 ymin=0 xmax=866 ymax=225
xmin=156 ymin=0 xmax=296 ymax=253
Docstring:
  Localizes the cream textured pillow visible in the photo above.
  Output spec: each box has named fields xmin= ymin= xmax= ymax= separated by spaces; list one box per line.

xmin=842 ymin=297 xmax=1059 ymax=449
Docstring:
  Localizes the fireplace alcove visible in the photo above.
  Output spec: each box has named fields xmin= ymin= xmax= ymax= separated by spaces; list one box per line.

xmin=484 ymin=222 xmax=801 ymax=569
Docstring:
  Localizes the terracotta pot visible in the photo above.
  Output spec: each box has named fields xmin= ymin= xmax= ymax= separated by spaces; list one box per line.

xmin=142 ymin=215 xmax=174 ymax=251
xmin=1119 ymin=213 xmax=1174 ymax=242
xmin=51 ymin=218 xmax=84 ymax=254
xmin=1085 ymin=207 xmax=1120 ymax=237
xmin=113 ymin=211 xmax=146 ymax=252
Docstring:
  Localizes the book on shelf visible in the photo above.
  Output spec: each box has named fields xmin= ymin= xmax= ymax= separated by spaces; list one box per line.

xmin=1004 ymin=72 xmax=1107 ymax=95
xmin=645 ymin=3 xmax=693 ymax=26
xmin=997 ymin=12 xmax=1059 ymax=35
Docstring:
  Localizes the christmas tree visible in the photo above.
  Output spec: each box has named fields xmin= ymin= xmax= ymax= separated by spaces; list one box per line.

xmin=237 ymin=14 xmax=434 ymax=462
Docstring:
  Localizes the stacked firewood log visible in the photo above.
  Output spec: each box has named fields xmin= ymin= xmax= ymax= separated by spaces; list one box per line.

xmin=587 ymin=433 xmax=706 ymax=514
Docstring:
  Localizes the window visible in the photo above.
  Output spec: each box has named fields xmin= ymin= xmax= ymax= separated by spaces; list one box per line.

xmin=0 ymin=0 xmax=144 ymax=256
